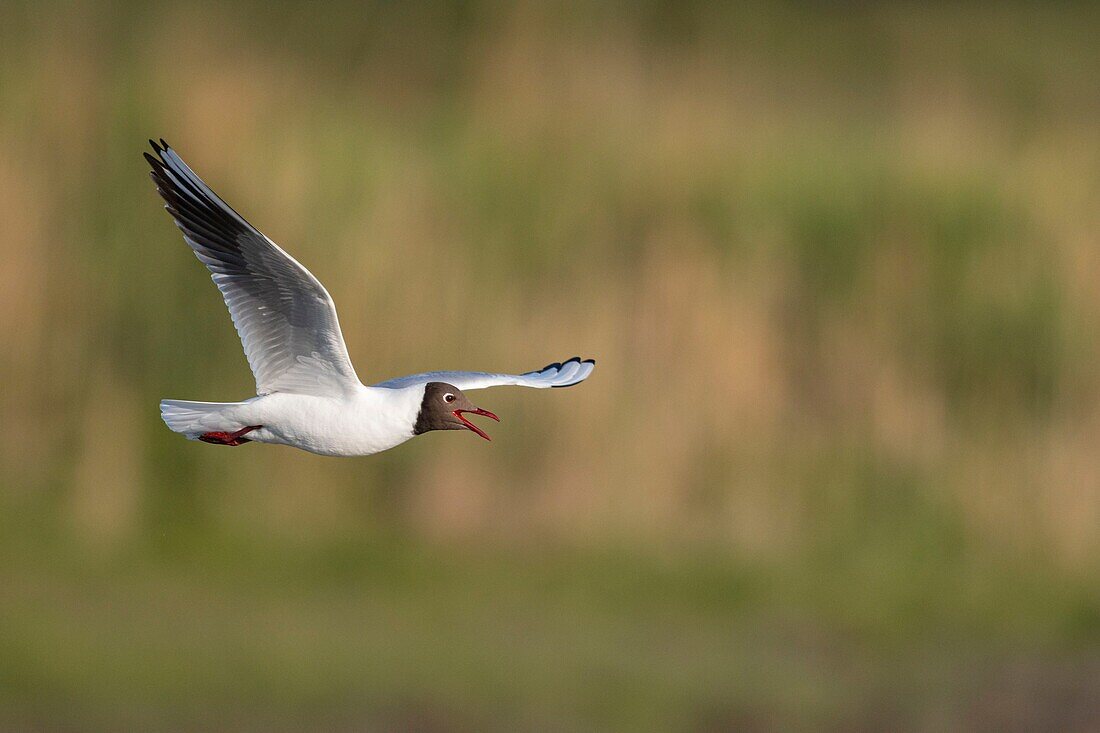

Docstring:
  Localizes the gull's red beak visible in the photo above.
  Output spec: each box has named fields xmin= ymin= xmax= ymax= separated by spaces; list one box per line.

xmin=453 ymin=407 xmax=500 ymax=441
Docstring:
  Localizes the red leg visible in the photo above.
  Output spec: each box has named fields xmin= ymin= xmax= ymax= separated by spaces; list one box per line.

xmin=199 ymin=425 xmax=263 ymax=446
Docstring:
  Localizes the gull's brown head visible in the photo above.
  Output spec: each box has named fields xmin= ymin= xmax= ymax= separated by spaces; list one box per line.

xmin=413 ymin=382 xmax=500 ymax=441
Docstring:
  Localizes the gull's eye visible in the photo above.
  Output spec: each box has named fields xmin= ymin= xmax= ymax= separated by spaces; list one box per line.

xmin=444 ymin=393 xmax=456 ymax=403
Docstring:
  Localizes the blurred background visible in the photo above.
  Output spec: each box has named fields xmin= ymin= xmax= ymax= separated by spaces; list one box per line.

xmin=1 ymin=1 xmax=1099 ymax=730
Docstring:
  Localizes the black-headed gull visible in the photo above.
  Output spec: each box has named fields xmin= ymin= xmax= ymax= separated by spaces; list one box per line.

xmin=146 ymin=140 xmax=595 ymax=456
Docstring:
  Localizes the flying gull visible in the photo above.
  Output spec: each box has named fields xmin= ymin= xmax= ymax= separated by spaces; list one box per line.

xmin=146 ymin=139 xmax=594 ymax=456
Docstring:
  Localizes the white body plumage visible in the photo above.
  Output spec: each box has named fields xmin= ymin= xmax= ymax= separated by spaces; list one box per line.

xmin=163 ymin=386 xmax=424 ymax=457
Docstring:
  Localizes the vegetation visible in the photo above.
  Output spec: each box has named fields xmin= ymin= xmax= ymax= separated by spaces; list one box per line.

xmin=1 ymin=1 xmax=1099 ymax=729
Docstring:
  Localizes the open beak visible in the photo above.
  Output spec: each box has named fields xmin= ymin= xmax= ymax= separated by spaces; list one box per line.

xmin=453 ymin=407 xmax=500 ymax=441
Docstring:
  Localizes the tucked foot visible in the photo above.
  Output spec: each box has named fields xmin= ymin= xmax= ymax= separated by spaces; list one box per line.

xmin=199 ymin=425 xmax=262 ymax=446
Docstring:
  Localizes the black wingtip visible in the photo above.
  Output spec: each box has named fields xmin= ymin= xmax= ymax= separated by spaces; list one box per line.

xmin=146 ymin=142 xmax=168 ymax=172
xmin=582 ymin=358 xmax=596 ymax=365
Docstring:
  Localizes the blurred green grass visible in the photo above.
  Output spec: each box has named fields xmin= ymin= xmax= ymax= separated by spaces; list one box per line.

xmin=2 ymin=1 xmax=1100 ymax=730
xmin=3 ymin=520 xmax=1097 ymax=731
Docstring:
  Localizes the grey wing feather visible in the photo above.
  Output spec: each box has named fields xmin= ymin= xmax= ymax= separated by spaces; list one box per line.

xmin=146 ymin=139 xmax=361 ymax=396
xmin=373 ymin=357 xmax=595 ymax=391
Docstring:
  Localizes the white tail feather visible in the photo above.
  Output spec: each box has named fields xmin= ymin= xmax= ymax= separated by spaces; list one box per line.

xmin=160 ymin=399 xmax=241 ymax=439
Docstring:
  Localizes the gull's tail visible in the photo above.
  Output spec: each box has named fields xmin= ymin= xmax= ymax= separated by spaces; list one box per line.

xmin=160 ymin=399 xmax=244 ymax=439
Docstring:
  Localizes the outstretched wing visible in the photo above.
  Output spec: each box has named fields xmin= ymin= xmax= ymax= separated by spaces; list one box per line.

xmin=146 ymin=139 xmax=361 ymax=396
xmin=372 ymin=357 xmax=595 ymax=391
